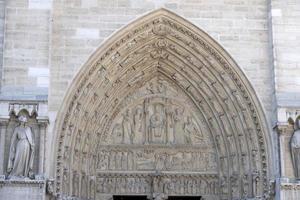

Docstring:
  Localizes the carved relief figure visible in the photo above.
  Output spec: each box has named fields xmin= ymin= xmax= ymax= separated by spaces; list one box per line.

xmin=72 ymin=171 xmax=80 ymax=197
xmin=81 ymin=174 xmax=88 ymax=198
xmin=173 ymin=108 xmax=184 ymax=143
xmin=7 ymin=115 xmax=35 ymax=179
xmin=122 ymin=109 xmax=134 ymax=144
xmin=112 ymin=123 xmax=123 ymax=144
xmin=149 ymin=103 xmax=166 ymax=143
xmin=291 ymin=117 xmax=300 ymax=178
xmin=63 ymin=168 xmax=70 ymax=194
xmin=157 ymin=79 xmax=166 ymax=94
xmin=183 ymin=116 xmax=197 ymax=144
xmin=166 ymin=106 xmax=175 ymax=144
xmin=133 ymin=106 xmax=144 ymax=143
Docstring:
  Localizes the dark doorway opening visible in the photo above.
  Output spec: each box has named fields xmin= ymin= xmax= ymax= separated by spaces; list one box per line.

xmin=168 ymin=196 xmax=202 ymax=200
xmin=113 ymin=195 xmax=148 ymax=200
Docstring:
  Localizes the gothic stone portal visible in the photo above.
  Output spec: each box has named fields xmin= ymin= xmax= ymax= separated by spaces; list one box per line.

xmin=54 ymin=9 xmax=272 ymax=200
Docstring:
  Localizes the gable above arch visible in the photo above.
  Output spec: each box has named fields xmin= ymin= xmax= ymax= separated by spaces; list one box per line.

xmin=53 ymin=8 xmax=274 ymax=199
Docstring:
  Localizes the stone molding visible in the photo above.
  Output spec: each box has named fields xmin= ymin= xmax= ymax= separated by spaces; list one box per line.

xmin=0 ymin=179 xmax=46 ymax=186
xmin=280 ymin=181 xmax=300 ymax=191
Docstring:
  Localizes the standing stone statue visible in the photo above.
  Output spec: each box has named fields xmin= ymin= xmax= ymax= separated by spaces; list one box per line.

xmin=291 ymin=117 xmax=300 ymax=179
xmin=7 ymin=115 xmax=35 ymax=179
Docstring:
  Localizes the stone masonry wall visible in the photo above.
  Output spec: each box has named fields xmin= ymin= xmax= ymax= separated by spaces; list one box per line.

xmin=0 ymin=0 xmax=5 ymax=87
xmin=49 ymin=0 xmax=275 ymax=131
xmin=0 ymin=0 xmax=51 ymax=100
xmin=272 ymin=0 xmax=300 ymax=107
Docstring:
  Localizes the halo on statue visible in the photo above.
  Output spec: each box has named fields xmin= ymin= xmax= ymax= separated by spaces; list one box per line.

xmin=18 ymin=115 xmax=28 ymax=123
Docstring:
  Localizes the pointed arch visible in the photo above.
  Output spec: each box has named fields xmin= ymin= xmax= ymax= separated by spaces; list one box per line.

xmin=52 ymin=8 xmax=274 ymax=199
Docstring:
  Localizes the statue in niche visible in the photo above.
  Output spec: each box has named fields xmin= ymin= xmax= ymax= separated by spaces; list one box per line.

xmin=115 ymin=151 xmax=122 ymax=170
xmin=74 ymin=130 xmax=82 ymax=152
xmin=82 ymin=132 xmax=90 ymax=153
xmin=109 ymin=151 xmax=116 ymax=170
xmin=121 ymin=151 xmax=128 ymax=170
xmin=220 ymin=176 xmax=228 ymax=195
xmin=149 ymin=103 xmax=166 ymax=143
xmin=7 ymin=115 xmax=35 ymax=179
xmin=230 ymin=174 xmax=239 ymax=197
xmin=252 ymin=171 xmax=260 ymax=196
xmin=72 ymin=172 xmax=80 ymax=197
xmin=81 ymin=174 xmax=88 ymax=198
xmin=291 ymin=117 xmax=300 ymax=178
xmin=89 ymin=178 xmax=96 ymax=199
xmin=127 ymin=178 xmax=135 ymax=193
xmin=122 ymin=109 xmax=134 ymax=144
xmin=127 ymin=151 xmax=134 ymax=170
xmin=63 ymin=169 xmax=69 ymax=194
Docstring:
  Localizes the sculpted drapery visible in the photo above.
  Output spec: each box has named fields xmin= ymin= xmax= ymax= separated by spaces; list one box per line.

xmin=291 ymin=118 xmax=300 ymax=179
xmin=7 ymin=115 xmax=35 ymax=178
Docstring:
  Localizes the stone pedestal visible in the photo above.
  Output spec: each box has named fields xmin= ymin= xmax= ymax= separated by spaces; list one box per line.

xmin=0 ymin=179 xmax=46 ymax=200
xmin=279 ymin=180 xmax=300 ymax=200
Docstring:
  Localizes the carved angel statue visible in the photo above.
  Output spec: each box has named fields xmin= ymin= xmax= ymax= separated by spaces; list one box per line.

xmin=291 ymin=117 xmax=300 ymax=178
xmin=7 ymin=115 xmax=35 ymax=179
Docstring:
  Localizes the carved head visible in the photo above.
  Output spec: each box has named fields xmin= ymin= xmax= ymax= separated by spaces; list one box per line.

xmin=18 ymin=115 xmax=28 ymax=123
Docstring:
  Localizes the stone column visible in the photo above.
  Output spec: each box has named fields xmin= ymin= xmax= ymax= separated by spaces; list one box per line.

xmin=0 ymin=118 xmax=9 ymax=175
xmin=37 ymin=119 xmax=49 ymax=176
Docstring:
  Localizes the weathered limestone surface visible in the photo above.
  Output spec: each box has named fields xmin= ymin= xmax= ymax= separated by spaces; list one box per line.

xmin=272 ymin=0 xmax=300 ymax=107
xmin=0 ymin=0 xmax=4 ymax=87
xmin=0 ymin=179 xmax=46 ymax=200
xmin=0 ymin=0 xmax=50 ymax=100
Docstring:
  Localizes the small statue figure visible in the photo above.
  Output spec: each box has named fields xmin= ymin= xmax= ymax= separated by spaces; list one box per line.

xmin=183 ymin=116 xmax=197 ymax=144
xmin=7 ymin=115 xmax=35 ymax=179
xmin=46 ymin=179 xmax=55 ymax=197
xmin=291 ymin=117 xmax=300 ymax=178
xmin=122 ymin=109 xmax=134 ymax=144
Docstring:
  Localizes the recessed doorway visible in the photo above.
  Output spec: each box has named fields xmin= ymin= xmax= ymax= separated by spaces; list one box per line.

xmin=167 ymin=196 xmax=202 ymax=200
xmin=113 ymin=195 xmax=148 ymax=200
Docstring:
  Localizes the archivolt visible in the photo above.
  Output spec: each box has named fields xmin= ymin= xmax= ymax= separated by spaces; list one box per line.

xmin=53 ymin=8 xmax=274 ymax=199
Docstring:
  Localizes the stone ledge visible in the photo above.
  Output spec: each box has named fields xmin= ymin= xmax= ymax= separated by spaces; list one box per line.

xmin=0 ymin=179 xmax=46 ymax=185
xmin=0 ymin=179 xmax=46 ymax=200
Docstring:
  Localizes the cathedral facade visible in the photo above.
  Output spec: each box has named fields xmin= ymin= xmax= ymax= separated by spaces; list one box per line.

xmin=0 ymin=0 xmax=299 ymax=200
